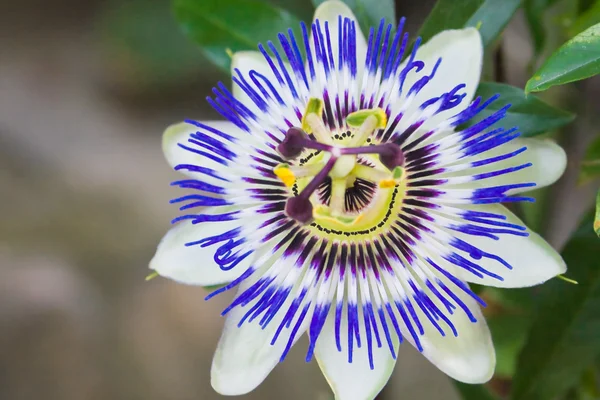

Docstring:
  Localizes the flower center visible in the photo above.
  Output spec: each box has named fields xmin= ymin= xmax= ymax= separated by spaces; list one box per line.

xmin=274 ymin=99 xmax=406 ymax=230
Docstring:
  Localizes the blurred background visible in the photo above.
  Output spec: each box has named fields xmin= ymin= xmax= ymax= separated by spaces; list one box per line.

xmin=0 ymin=0 xmax=598 ymax=399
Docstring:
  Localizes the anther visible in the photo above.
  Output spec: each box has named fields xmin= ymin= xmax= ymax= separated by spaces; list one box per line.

xmin=378 ymin=143 xmax=405 ymax=170
xmin=273 ymin=164 xmax=296 ymax=187
xmin=284 ymin=155 xmax=337 ymax=224
xmin=346 ymin=108 xmax=388 ymax=146
xmin=277 ymin=127 xmax=309 ymax=159
xmin=302 ymin=98 xmax=333 ymax=144
xmin=285 ymin=196 xmax=315 ymax=224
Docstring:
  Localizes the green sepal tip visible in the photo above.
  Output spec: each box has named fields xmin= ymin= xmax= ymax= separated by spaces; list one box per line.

xmin=145 ymin=271 xmax=159 ymax=281
xmin=557 ymin=275 xmax=579 ymax=285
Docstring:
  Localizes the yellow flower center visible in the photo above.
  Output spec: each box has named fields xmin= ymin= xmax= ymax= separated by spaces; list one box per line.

xmin=274 ymin=99 xmax=408 ymax=239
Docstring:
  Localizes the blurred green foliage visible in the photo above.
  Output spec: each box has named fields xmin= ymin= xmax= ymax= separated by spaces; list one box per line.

xmin=512 ymin=217 xmax=600 ymax=400
xmin=99 ymin=0 xmax=208 ymax=91
xmin=569 ymin=1 xmax=600 ymax=36
xmin=595 ymin=191 xmax=600 ymax=236
xmin=416 ymin=0 xmax=482 ymax=44
xmin=524 ymin=0 xmax=562 ymax=56
xmin=417 ymin=0 xmax=521 ymax=46
xmin=581 ymin=137 xmax=600 ymax=183
xmin=488 ymin=314 xmax=531 ymax=378
xmin=173 ymin=0 xmax=302 ymax=71
xmin=454 ymin=381 xmax=499 ymax=400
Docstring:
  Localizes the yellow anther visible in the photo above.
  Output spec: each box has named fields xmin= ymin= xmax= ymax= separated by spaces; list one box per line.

xmin=379 ymin=167 xmax=404 ymax=188
xmin=346 ymin=108 xmax=388 ymax=129
xmin=274 ymin=164 xmax=296 ymax=187
xmin=379 ymin=179 xmax=397 ymax=189
xmin=347 ymin=108 xmax=387 ymax=147
xmin=301 ymin=98 xmax=325 ymax=133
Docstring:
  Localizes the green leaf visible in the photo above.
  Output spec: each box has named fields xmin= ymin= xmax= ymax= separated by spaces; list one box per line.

xmin=417 ymin=0 xmax=522 ymax=47
xmin=580 ymin=136 xmax=600 ymax=183
xmin=484 ymin=287 xmax=537 ymax=312
xmin=511 ymin=217 xmax=600 ymax=400
xmin=418 ymin=0 xmax=482 ymax=44
xmin=579 ymin=0 xmax=597 ymax=14
xmin=484 ymin=287 xmax=536 ymax=379
xmin=468 ymin=82 xmax=575 ymax=137
xmin=464 ymin=0 xmax=523 ymax=46
xmin=523 ymin=0 xmax=545 ymax=56
xmin=173 ymin=0 xmax=302 ymax=71
xmin=488 ymin=314 xmax=532 ymax=377
xmin=98 ymin=0 xmax=208 ymax=90
xmin=268 ymin=0 xmax=314 ymax=23
xmin=526 ymin=22 xmax=600 ymax=93
xmin=524 ymin=0 xmax=561 ymax=56
xmin=579 ymin=365 xmax=600 ymax=398
xmin=569 ymin=2 xmax=600 ymax=38
xmin=595 ymin=190 xmax=600 ymax=237
xmin=453 ymin=381 xmax=498 ymax=400
xmin=311 ymin=0 xmax=395 ymax=35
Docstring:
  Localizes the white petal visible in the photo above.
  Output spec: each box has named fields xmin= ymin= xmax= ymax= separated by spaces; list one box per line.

xmin=312 ymin=0 xmax=368 ymax=75
xmin=474 ymin=138 xmax=567 ymax=194
xmin=162 ymin=120 xmax=244 ymax=178
xmin=401 ymin=28 xmax=483 ymax=131
xmin=211 ymin=281 xmax=310 ymax=395
xmin=315 ymin=309 xmax=398 ymax=400
xmin=413 ymin=279 xmax=495 ymax=384
xmin=149 ymin=218 xmax=249 ymax=286
xmin=230 ymin=51 xmax=274 ymax=107
xmin=456 ymin=204 xmax=566 ymax=288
